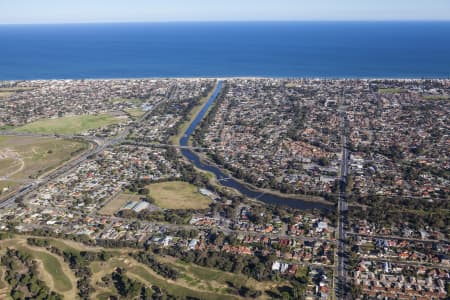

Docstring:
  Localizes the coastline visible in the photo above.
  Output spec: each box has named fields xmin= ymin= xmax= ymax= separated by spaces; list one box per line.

xmin=2 ymin=22 xmax=450 ymax=80
xmin=2 ymin=76 xmax=450 ymax=82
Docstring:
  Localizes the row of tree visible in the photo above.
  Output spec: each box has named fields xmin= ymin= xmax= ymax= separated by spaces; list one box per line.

xmin=131 ymin=252 xmax=180 ymax=280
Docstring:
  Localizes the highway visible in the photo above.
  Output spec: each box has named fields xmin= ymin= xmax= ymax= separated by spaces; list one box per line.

xmin=336 ymin=110 xmax=349 ymax=299
xmin=0 ymin=100 xmax=165 ymax=209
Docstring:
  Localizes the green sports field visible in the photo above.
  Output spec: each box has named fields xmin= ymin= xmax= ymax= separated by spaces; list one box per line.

xmin=14 ymin=113 xmax=127 ymax=135
xmin=147 ymin=181 xmax=212 ymax=210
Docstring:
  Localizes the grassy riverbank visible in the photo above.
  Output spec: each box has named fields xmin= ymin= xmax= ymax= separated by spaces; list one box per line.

xmin=169 ymin=81 xmax=219 ymax=146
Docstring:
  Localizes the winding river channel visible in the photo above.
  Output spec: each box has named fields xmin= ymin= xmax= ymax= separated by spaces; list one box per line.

xmin=180 ymin=81 xmax=332 ymax=211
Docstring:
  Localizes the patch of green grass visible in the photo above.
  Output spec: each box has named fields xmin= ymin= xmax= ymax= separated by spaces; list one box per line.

xmin=14 ymin=114 xmax=126 ymax=135
xmin=47 ymin=239 xmax=85 ymax=254
xmin=169 ymin=258 xmax=279 ymax=293
xmin=0 ymin=87 xmax=34 ymax=93
xmin=378 ymin=88 xmax=405 ymax=94
xmin=97 ymin=292 xmax=118 ymax=300
xmin=173 ymin=259 xmax=229 ymax=283
xmin=185 ymin=265 xmax=227 ymax=282
xmin=423 ymin=95 xmax=449 ymax=100
xmin=124 ymin=108 xmax=145 ymax=120
xmin=0 ymin=125 xmax=14 ymax=131
xmin=147 ymin=181 xmax=212 ymax=210
xmin=23 ymin=247 xmax=73 ymax=292
xmin=129 ymin=265 xmax=236 ymax=300
xmin=123 ymin=189 xmax=139 ymax=195
xmin=90 ymin=261 xmax=104 ymax=274
xmin=110 ymin=98 xmax=143 ymax=105
xmin=99 ymin=193 xmax=143 ymax=215
xmin=47 ymin=238 xmax=121 ymax=257
xmin=180 ymin=262 xmax=244 ymax=287
xmin=91 ymin=257 xmax=237 ymax=300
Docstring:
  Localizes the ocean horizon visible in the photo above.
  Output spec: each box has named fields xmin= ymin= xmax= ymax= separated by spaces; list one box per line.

xmin=1 ymin=21 xmax=450 ymax=80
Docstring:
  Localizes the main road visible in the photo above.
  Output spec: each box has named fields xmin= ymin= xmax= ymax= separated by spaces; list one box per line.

xmin=336 ymin=110 xmax=349 ymax=299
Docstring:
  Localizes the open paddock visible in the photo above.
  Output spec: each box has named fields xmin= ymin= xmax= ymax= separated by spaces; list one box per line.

xmin=147 ymin=181 xmax=212 ymax=210
xmin=13 ymin=113 xmax=128 ymax=135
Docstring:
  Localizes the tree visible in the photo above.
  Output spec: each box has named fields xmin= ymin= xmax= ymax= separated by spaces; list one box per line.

xmin=281 ymin=291 xmax=291 ymax=300
xmin=11 ymin=290 xmax=25 ymax=300
xmin=348 ymin=283 xmax=362 ymax=299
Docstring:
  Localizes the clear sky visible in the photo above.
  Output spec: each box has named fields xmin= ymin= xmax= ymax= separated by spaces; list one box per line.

xmin=1 ymin=0 xmax=450 ymax=24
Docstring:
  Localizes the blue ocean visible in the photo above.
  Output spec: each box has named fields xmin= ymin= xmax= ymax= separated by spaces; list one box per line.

xmin=0 ymin=22 xmax=449 ymax=80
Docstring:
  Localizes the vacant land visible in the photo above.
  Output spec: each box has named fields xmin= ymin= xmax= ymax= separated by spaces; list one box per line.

xmin=0 ymin=136 xmax=87 ymax=195
xmin=0 ymin=92 xmax=13 ymax=98
xmin=99 ymin=193 xmax=143 ymax=215
xmin=147 ymin=181 xmax=212 ymax=210
xmin=0 ymin=180 xmax=20 ymax=194
xmin=0 ymin=87 xmax=34 ymax=92
xmin=14 ymin=113 xmax=127 ymax=135
xmin=0 ymin=136 xmax=87 ymax=179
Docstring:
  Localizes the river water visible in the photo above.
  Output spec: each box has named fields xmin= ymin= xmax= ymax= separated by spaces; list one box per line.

xmin=180 ymin=81 xmax=332 ymax=211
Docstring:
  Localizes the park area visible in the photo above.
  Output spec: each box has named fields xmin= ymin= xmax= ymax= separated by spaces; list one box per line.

xmin=0 ymin=136 xmax=87 ymax=195
xmin=13 ymin=113 xmax=127 ymax=135
xmin=147 ymin=181 xmax=212 ymax=210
